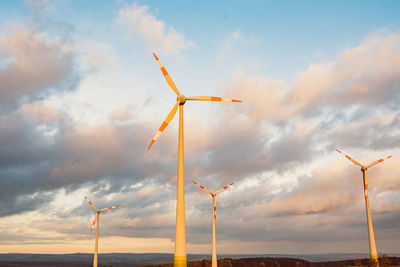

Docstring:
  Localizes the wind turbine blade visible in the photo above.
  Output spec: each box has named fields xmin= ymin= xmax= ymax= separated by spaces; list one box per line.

xmin=90 ymin=216 xmax=96 ymax=232
xmin=186 ymin=96 xmax=242 ymax=102
xmin=366 ymin=155 xmax=392 ymax=169
xmin=148 ymin=101 xmax=179 ymax=150
xmin=193 ymin=181 xmax=213 ymax=196
xmin=153 ymin=53 xmax=181 ymax=95
xmin=100 ymin=205 xmax=120 ymax=212
xmin=84 ymin=196 xmax=98 ymax=211
xmin=336 ymin=149 xmax=363 ymax=167
xmin=215 ymin=182 xmax=234 ymax=195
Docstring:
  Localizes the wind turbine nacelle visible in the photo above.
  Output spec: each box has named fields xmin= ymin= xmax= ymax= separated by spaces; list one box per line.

xmin=177 ymin=94 xmax=186 ymax=104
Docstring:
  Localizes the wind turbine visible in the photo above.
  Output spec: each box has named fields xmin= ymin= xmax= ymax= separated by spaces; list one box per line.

xmin=149 ymin=53 xmax=241 ymax=267
xmin=84 ymin=196 xmax=120 ymax=267
xmin=193 ymin=181 xmax=234 ymax=267
xmin=336 ymin=149 xmax=391 ymax=265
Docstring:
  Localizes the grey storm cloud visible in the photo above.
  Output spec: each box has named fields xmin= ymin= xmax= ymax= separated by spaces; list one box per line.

xmin=0 ymin=25 xmax=78 ymax=111
xmin=0 ymin=110 xmax=180 ymax=218
xmin=0 ymin=23 xmax=80 ymax=215
xmin=325 ymin=110 xmax=400 ymax=151
xmin=185 ymin=161 xmax=400 ymax=245
xmin=0 ymin=191 xmax=54 ymax=217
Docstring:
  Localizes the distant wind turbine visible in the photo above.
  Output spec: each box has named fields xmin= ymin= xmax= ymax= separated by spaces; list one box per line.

xmin=84 ymin=196 xmax=120 ymax=267
xmin=149 ymin=53 xmax=241 ymax=267
xmin=336 ymin=149 xmax=391 ymax=265
xmin=193 ymin=181 xmax=234 ymax=267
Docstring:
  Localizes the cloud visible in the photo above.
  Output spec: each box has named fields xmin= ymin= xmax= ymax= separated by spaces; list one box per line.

xmin=0 ymin=21 xmax=399 ymax=254
xmin=0 ymin=99 xmax=182 ymax=219
xmin=222 ymin=72 xmax=287 ymax=121
xmin=117 ymin=3 xmax=195 ymax=55
xmin=81 ymin=42 xmax=118 ymax=72
xmin=185 ymin=154 xmax=400 ymax=247
xmin=210 ymin=31 xmax=400 ymax=182
xmin=220 ymin=32 xmax=400 ymax=122
xmin=291 ymin=31 xmax=400 ymax=115
xmin=177 ymin=31 xmax=400 ymax=249
xmin=0 ymin=24 xmax=77 ymax=111
xmin=325 ymin=111 xmax=400 ymax=150
xmin=0 ymin=192 xmax=54 ymax=217
xmin=266 ymin=163 xmax=361 ymax=217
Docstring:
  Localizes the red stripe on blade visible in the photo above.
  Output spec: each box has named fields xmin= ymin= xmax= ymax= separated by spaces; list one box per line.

xmin=161 ymin=67 xmax=168 ymax=76
xmin=159 ymin=122 xmax=168 ymax=132
xmin=148 ymin=140 xmax=155 ymax=150
xmin=211 ymin=97 xmax=221 ymax=101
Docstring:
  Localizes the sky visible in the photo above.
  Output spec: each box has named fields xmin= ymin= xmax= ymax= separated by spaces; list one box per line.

xmin=0 ymin=0 xmax=400 ymax=255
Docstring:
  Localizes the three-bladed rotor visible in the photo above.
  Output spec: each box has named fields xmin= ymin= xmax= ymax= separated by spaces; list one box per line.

xmin=84 ymin=196 xmax=120 ymax=232
xmin=193 ymin=181 xmax=234 ymax=199
xmin=336 ymin=149 xmax=392 ymax=171
xmin=148 ymin=53 xmax=242 ymax=150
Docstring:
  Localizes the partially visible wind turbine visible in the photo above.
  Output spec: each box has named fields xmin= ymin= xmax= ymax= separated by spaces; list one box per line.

xmin=336 ymin=149 xmax=391 ymax=265
xmin=149 ymin=53 xmax=241 ymax=267
xmin=193 ymin=181 xmax=234 ymax=267
xmin=84 ymin=196 xmax=120 ymax=267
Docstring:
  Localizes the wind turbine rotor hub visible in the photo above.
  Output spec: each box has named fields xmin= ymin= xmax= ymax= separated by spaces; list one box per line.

xmin=178 ymin=94 xmax=186 ymax=105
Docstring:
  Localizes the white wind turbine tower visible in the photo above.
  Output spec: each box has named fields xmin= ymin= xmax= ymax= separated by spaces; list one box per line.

xmin=336 ymin=149 xmax=391 ymax=265
xmin=84 ymin=196 xmax=120 ymax=267
xmin=193 ymin=181 xmax=234 ymax=267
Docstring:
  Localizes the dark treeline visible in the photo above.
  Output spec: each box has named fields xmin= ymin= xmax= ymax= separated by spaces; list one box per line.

xmin=0 ymin=256 xmax=399 ymax=267
xmin=142 ymin=256 xmax=400 ymax=267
